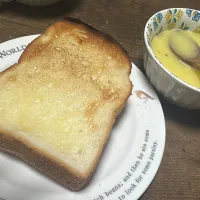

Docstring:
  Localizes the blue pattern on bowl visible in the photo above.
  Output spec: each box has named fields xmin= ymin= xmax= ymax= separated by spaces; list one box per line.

xmin=146 ymin=8 xmax=200 ymax=47
xmin=186 ymin=9 xmax=200 ymax=22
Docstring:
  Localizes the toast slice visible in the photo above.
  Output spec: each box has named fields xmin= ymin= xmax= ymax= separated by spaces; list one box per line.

xmin=0 ymin=19 xmax=132 ymax=190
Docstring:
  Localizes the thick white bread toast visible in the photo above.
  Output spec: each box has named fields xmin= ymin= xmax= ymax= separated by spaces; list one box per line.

xmin=0 ymin=19 xmax=132 ymax=190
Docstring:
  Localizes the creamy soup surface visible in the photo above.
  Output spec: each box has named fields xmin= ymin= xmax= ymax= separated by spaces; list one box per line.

xmin=151 ymin=29 xmax=200 ymax=88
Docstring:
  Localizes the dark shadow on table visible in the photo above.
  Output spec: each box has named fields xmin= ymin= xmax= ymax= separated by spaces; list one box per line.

xmin=159 ymin=95 xmax=200 ymax=129
xmin=0 ymin=0 xmax=81 ymax=18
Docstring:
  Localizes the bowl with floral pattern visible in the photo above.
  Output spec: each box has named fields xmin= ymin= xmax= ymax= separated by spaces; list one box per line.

xmin=144 ymin=8 xmax=200 ymax=109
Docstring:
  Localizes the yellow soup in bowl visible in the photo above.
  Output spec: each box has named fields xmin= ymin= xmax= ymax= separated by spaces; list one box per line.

xmin=151 ymin=29 xmax=200 ymax=88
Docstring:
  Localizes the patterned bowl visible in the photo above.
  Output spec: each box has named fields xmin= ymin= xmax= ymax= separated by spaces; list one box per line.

xmin=144 ymin=8 xmax=200 ymax=109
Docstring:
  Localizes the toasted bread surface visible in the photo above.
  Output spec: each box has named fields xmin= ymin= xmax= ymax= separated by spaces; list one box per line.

xmin=0 ymin=19 xmax=132 ymax=190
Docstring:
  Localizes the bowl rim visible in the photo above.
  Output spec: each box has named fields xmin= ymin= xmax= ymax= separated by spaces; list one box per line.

xmin=144 ymin=7 xmax=200 ymax=93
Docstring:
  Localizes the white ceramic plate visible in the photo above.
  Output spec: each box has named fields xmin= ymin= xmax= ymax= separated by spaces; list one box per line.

xmin=0 ymin=35 xmax=166 ymax=200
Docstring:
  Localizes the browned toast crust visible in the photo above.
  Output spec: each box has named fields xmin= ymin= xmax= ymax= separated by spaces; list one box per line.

xmin=0 ymin=19 xmax=132 ymax=191
xmin=0 ymin=130 xmax=86 ymax=190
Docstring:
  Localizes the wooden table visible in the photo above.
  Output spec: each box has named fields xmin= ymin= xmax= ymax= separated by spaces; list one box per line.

xmin=0 ymin=0 xmax=200 ymax=199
